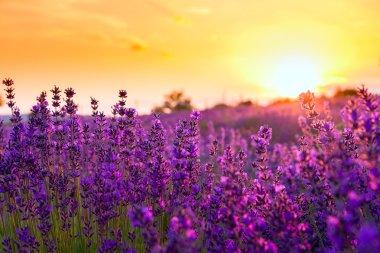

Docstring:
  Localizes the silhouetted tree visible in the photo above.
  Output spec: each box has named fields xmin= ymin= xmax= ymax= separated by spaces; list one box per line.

xmin=237 ymin=99 xmax=255 ymax=107
xmin=212 ymin=103 xmax=229 ymax=110
xmin=269 ymin=98 xmax=294 ymax=106
xmin=153 ymin=90 xmax=194 ymax=113
xmin=0 ymin=94 xmax=4 ymax=107
xmin=334 ymin=88 xmax=358 ymax=98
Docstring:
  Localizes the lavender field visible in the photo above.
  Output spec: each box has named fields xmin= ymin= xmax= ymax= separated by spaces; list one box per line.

xmin=0 ymin=78 xmax=379 ymax=253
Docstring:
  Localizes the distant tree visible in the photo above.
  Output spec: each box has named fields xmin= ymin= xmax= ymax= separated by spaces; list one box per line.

xmin=269 ymin=98 xmax=294 ymax=106
xmin=153 ymin=90 xmax=194 ymax=113
xmin=333 ymin=88 xmax=358 ymax=98
xmin=0 ymin=94 xmax=4 ymax=107
xmin=212 ymin=103 xmax=229 ymax=110
xmin=237 ymin=99 xmax=255 ymax=107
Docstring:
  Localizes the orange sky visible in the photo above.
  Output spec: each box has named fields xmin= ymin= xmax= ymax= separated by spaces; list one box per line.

xmin=1 ymin=0 xmax=380 ymax=115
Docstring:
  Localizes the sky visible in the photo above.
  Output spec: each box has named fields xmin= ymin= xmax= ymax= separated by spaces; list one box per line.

xmin=0 ymin=0 xmax=380 ymax=115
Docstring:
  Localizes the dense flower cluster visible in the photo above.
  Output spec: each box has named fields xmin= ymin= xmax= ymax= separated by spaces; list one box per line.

xmin=0 ymin=78 xmax=379 ymax=253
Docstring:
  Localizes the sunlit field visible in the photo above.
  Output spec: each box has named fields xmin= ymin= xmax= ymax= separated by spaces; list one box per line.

xmin=0 ymin=78 xmax=379 ymax=253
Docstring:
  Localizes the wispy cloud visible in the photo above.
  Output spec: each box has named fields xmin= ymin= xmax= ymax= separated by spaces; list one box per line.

xmin=186 ymin=7 xmax=212 ymax=15
xmin=0 ymin=0 xmax=151 ymax=49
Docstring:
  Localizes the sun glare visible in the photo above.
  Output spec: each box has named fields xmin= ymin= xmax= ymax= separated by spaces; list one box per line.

xmin=264 ymin=56 xmax=322 ymax=97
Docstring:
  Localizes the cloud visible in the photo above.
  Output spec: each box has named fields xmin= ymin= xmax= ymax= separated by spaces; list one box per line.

xmin=130 ymin=39 xmax=148 ymax=51
xmin=0 ymin=0 xmax=145 ymax=49
xmin=186 ymin=7 xmax=212 ymax=15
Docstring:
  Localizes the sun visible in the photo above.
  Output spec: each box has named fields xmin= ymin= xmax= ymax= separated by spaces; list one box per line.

xmin=264 ymin=56 xmax=322 ymax=97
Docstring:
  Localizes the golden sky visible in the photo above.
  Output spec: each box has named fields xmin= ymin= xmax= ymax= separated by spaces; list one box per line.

xmin=1 ymin=0 xmax=380 ymax=114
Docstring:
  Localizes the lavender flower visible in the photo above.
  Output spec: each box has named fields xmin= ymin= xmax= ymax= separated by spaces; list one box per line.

xmin=15 ymin=227 xmax=40 ymax=253
xmin=0 ymin=80 xmax=378 ymax=253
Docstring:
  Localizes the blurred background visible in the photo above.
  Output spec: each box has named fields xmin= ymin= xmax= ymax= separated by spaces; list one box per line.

xmin=0 ymin=0 xmax=379 ymax=115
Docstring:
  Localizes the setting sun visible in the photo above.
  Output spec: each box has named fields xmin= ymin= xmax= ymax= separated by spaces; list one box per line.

xmin=264 ymin=56 xmax=322 ymax=97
